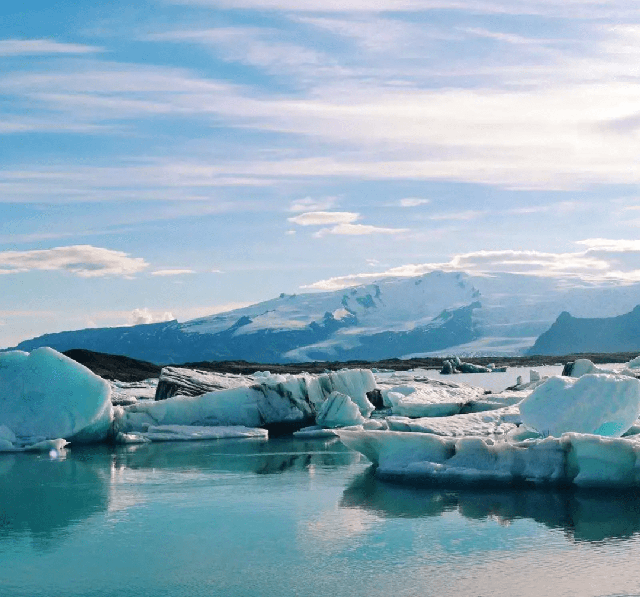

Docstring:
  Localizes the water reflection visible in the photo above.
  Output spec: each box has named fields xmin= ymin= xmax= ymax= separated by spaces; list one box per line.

xmin=0 ymin=438 xmax=358 ymax=549
xmin=112 ymin=437 xmax=359 ymax=474
xmin=341 ymin=467 xmax=640 ymax=543
xmin=0 ymin=450 xmax=111 ymax=550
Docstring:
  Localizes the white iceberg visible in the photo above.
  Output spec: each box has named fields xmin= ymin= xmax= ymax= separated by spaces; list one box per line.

xmin=520 ymin=374 xmax=640 ymax=438
xmin=0 ymin=348 xmax=113 ymax=450
xmin=337 ymin=429 xmax=640 ymax=487
xmin=386 ymin=405 xmax=521 ymax=437
xmin=316 ymin=391 xmax=365 ymax=428
xmin=116 ymin=425 xmax=267 ymax=443
xmin=116 ymin=368 xmax=376 ymax=436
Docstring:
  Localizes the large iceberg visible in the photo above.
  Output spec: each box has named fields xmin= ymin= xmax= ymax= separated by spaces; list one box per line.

xmin=520 ymin=374 xmax=640 ymax=438
xmin=0 ymin=348 xmax=113 ymax=450
xmin=338 ymin=371 xmax=640 ymax=488
xmin=115 ymin=368 xmax=376 ymax=437
xmin=338 ymin=429 xmax=640 ymax=487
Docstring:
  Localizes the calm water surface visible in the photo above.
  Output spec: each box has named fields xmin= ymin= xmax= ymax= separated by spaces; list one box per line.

xmin=2 ymin=438 xmax=640 ymax=597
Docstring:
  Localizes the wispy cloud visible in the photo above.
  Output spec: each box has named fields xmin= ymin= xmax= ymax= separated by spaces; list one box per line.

xmin=151 ymin=268 xmax=196 ymax=276
xmin=0 ymin=39 xmax=103 ymax=56
xmin=5 ymin=21 xmax=640 ymax=192
xmin=288 ymin=196 xmax=338 ymax=212
xmin=0 ymin=245 xmax=148 ymax=277
xmin=399 ymin=198 xmax=430 ymax=207
xmin=288 ymin=211 xmax=358 ymax=225
xmin=168 ymin=0 xmax=640 ymax=19
xmin=429 ymin=210 xmax=485 ymax=221
xmin=288 ymin=210 xmax=408 ymax=237
xmin=304 ymin=238 xmax=640 ymax=289
xmin=314 ymin=223 xmax=408 ymax=238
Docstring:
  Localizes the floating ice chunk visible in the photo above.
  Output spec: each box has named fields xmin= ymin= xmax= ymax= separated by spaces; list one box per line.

xmin=626 ymin=355 xmax=640 ymax=369
xmin=293 ymin=426 xmax=340 ymax=438
xmin=316 ymin=391 xmax=365 ymax=428
xmin=337 ymin=429 xmax=640 ymax=487
xmin=563 ymin=358 xmax=637 ymax=379
xmin=325 ymin=369 xmax=375 ymax=417
xmin=567 ymin=433 xmax=639 ymax=486
xmin=139 ymin=425 xmax=267 ymax=442
xmin=520 ymin=374 xmax=640 ymax=438
xmin=0 ymin=348 xmax=112 ymax=450
xmin=115 ymin=432 xmax=151 ymax=444
xmin=118 ymin=387 xmax=269 ymax=431
xmin=378 ymin=378 xmax=485 ymax=417
xmin=117 ymin=368 xmax=376 ymax=437
xmin=386 ymin=405 xmax=521 ymax=437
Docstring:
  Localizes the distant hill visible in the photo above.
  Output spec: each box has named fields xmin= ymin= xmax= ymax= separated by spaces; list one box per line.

xmin=63 ymin=349 xmax=161 ymax=382
xmin=528 ymin=305 xmax=640 ymax=355
xmin=63 ymin=348 xmax=640 ymax=382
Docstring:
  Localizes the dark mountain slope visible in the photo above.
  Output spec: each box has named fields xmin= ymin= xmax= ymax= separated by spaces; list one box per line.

xmin=528 ymin=305 xmax=640 ymax=355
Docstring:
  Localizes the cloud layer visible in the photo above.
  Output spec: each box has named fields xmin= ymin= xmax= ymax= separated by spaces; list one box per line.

xmin=0 ymin=246 xmax=148 ymax=277
xmin=305 ymin=239 xmax=640 ymax=289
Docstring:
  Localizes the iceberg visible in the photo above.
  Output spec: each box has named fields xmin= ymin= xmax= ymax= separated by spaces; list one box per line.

xmin=337 ymin=429 xmax=640 ymax=487
xmin=385 ymin=405 xmax=521 ymax=437
xmin=116 ymin=368 xmax=376 ymax=437
xmin=520 ymin=374 xmax=640 ymax=438
xmin=0 ymin=348 xmax=113 ymax=450
xmin=316 ymin=391 xmax=365 ymax=428
xmin=115 ymin=425 xmax=267 ymax=443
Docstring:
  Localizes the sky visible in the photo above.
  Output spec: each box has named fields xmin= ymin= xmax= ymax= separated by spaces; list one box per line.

xmin=2 ymin=0 xmax=640 ymax=348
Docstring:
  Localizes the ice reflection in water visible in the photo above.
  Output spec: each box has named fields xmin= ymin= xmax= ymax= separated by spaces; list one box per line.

xmin=1 ymin=438 xmax=640 ymax=597
xmin=342 ymin=467 xmax=640 ymax=543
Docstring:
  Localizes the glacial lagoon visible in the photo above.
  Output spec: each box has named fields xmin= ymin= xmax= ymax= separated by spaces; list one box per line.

xmin=2 ymin=437 xmax=640 ymax=597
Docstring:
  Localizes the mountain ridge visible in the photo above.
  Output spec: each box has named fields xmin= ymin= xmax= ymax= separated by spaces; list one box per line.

xmin=9 ymin=270 xmax=640 ymax=363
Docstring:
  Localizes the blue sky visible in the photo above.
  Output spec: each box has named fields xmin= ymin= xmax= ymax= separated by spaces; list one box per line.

xmin=2 ymin=0 xmax=640 ymax=347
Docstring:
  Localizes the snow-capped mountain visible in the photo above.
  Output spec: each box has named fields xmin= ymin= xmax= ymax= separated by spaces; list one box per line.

xmin=11 ymin=271 xmax=640 ymax=363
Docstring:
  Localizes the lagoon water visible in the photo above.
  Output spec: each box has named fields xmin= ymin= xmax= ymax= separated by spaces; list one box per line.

xmin=2 ymin=437 xmax=640 ymax=597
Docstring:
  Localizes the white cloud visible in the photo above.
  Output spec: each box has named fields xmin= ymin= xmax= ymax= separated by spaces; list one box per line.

xmin=129 ymin=308 xmax=175 ymax=325
xmin=144 ymin=27 xmax=333 ymax=77
xmin=288 ymin=211 xmax=359 ymax=226
xmin=0 ymin=245 xmax=148 ymax=277
xmin=576 ymin=238 xmax=640 ymax=251
xmin=288 ymin=196 xmax=338 ymax=212
xmin=168 ymin=0 xmax=640 ymax=19
xmin=304 ymin=238 xmax=640 ymax=289
xmin=314 ymin=223 xmax=408 ymax=237
xmin=151 ymin=268 xmax=196 ymax=276
xmin=429 ymin=210 xmax=485 ymax=221
xmin=0 ymin=39 xmax=103 ymax=56
xmin=6 ymin=23 xmax=640 ymax=193
xmin=399 ymin=198 xmax=430 ymax=207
